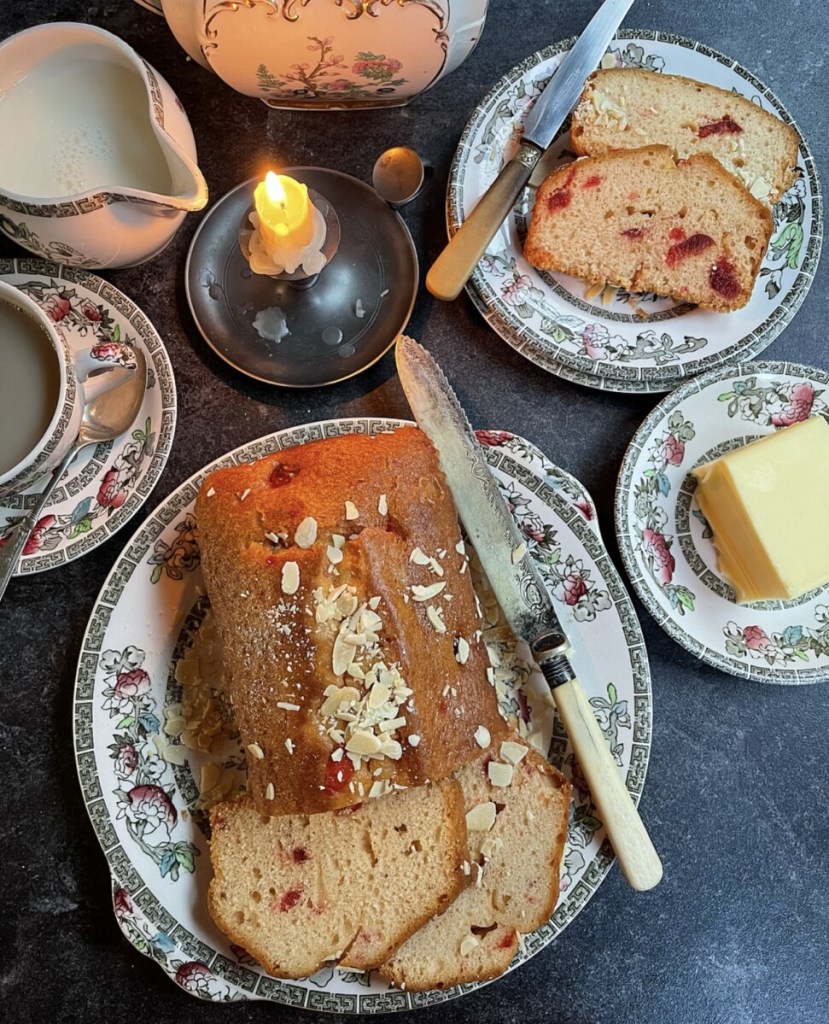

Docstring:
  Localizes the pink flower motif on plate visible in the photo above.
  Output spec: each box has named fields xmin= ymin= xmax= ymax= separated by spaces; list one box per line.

xmin=581 ymin=323 xmax=610 ymax=361
xmin=97 ymin=468 xmax=129 ymax=510
xmin=475 ymin=429 xmax=515 ymax=447
xmin=771 ymin=382 xmax=816 ymax=426
xmin=501 ymin=275 xmax=534 ymax=307
xmin=560 ymin=570 xmax=589 ymax=606
xmin=661 ymin=434 xmax=685 ymax=466
xmin=642 ymin=528 xmax=675 ymax=585
xmin=22 ymin=514 xmax=57 ymax=555
xmin=42 ymin=293 xmax=71 ymax=322
xmin=127 ymin=784 xmax=177 ymax=834
xmin=115 ymin=668 xmax=151 ymax=698
xmin=175 ymin=962 xmax=214 ymax=995
xmin=742 ymin=624 xmax=772 ymax=652
xmin=113 ymin=887 xmax=133 ymax=916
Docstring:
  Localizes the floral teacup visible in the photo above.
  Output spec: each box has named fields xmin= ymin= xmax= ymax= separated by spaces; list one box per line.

xmin=0 ymin=281 xmax=137 ymax=498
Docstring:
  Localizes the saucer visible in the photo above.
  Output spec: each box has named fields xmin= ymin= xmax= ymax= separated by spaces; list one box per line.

xmin=185 ymin=170 xmax=418 ymax=388
xmin=448 ymin=31 xmax=822 ymax=394
xmin=615 ymin=361 xmax=829 ymax=683
xmin=0 ymin=259 xmax=176 ymax=575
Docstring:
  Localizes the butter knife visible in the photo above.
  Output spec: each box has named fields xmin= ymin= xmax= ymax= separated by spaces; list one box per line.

xmin=426 ymin=0 xmax=635 ymax=302
xmin=396 ymin=336 xmax=662 ymax=891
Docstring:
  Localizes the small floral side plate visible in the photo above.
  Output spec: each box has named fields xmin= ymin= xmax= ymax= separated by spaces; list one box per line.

xmin=449 ymin=32 xmax=822 ymax=394
xmin=74 ymin=418 xmax=652 ymax=1010
xmin=0 ymin=259 xmax=176 ymax=573
xmin=616 ymin=361 xmax=829 ymax=683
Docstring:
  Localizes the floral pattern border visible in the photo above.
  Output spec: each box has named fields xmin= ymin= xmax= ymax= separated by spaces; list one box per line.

xmin=0 ymin=260 xmax=176 ymax=574
xmin=74 ymin=418 xmax=652 ymax=1010
xmin=448 ymin=31 xmax=822 ymax=394
xmin=616 ymin=360 xmax=829 ymax=683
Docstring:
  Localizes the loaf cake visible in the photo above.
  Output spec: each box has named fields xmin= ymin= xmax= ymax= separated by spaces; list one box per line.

xmin=379 ymin=737 xmax=571 ymax=990
xmin=523 ymin=145 xmax=773 ymax=311
xmin=207 ymin=778 xmax=469 ymax=978
xmin=195 ymin=426 xmax=508 ymax=817
xmin=570 ymin=69 xmax=799 ymax=204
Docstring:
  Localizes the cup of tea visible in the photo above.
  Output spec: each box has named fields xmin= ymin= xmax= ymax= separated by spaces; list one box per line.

xmin=0 ymin=280 xmax=137 ymax=498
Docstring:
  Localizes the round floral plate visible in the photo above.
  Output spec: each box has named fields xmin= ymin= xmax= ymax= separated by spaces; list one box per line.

xmin=74 ymin=418 xmax=652 ymax=1010
xmin=448 ymin=31 xmax=822 ymax=394
xmin=616 ymin=361 xmax=829 ymax=683
xmin=0 ymin=258 xmax=176 ymax=573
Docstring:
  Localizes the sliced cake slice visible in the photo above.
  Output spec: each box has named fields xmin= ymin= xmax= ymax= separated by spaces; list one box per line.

xmin=523 ymin=145 xmax=773 ymax=312
xmin=570 ymin=68 xmax=799 ymax=204
xmin=208 ymin=777 xmax=468 ymax=979
xmin=378 ymin=738 xmax=571 ymax=991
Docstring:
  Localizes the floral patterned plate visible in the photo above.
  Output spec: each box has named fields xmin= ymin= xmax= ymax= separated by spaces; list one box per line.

xmin=616 ymin=361 xmax=829 ymax=682
xmin=448 ymin=31 xmax=822 ymax=394
xmin=0 ymin=259 xmax=176 ymax=573
xmin=74 ymin=418 xmax=652 ymax=1010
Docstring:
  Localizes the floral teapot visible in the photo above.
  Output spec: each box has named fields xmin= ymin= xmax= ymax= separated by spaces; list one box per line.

xmin=137 ymin=0 xmax=489 ymax=109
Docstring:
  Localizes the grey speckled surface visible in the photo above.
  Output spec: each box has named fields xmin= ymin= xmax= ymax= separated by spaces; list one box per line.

xmin=1 ymin=2 xmax=827 ymax=1023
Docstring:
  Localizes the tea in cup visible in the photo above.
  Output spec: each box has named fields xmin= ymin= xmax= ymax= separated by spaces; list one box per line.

xmin=0 ymin=280 xmax=137 ymax=498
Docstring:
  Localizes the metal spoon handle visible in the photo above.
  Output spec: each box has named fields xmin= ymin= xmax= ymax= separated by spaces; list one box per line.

xmin=0 ymin=443 xmax=79 ymax=603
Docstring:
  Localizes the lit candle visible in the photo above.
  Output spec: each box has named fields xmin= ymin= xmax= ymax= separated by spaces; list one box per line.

xmin=247 ymin=171 xmax=328 ymax=277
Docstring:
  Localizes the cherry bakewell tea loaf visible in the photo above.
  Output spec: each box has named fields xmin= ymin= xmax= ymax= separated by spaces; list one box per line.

xmin=195 ymin=426 xmax=508 ymax=817
xmin=379 ymin=738 xmax=571 ymax=991
xmin=208 ymin=778 xmax=469 ymax=978
xmin=523 ymin=145 xmax=773 ymax=311
xmin=570 ymin=69 xmax=799 ymax=204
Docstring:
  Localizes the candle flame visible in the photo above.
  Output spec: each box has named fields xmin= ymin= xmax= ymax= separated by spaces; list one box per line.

xmin=265 ymin=171 xmax=286 ymax=206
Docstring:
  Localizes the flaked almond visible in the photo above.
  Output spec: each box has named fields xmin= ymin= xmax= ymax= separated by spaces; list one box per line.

xmin=488 ymin=761 xmax=514 ymax=787
xmin=455 ymin=539 xmax=465 ymax=555
xmin=368 ymin=682 xmax=391 ymax=709
xmin=474 ymin=725 xmax=491 ymax=749
xmin=369 ymin=779 xmax=390 ymax=799
xmin=381 ymin=738 xmax=403 ymax=760
xmin=247 ymin=742 xmax=265 ymax=760
xmin=379 ymin=716 xmax=407 ymax=733
xmin=368 ymin=596 xmax=382 ymax=610
xmin=285 ymin=738 xmax=295 ymax=755
xmin=500 ymin=740 xmax=529 ymax=764
xmin=331 ymin=747 xmax=344 ymax=763
xmin=332 ymin=629 xmax=358 ymax=676
xmin=206 ymin=486 xmax=216 ymax=497
xmin=480 ymin=835 xmax=504 ymax=861
xmin=265 ymin=782 xmax=275 ymax=801
xmin=264 ymin=531 xmax=282 ymax=546
xmin=426 ymin=605 xmax=447 ymax=633
xmin=455 ymin=637 xmax=470 ymax=665
xmin=408 ymin=734 xmax=421 ymax=747
xmin=466 ymin=801 xmax=497 ymax=831
xmin=460 ymin=935 xmax=480 ymax=957
xmin=411 ymin=581 xmax=446 ymax=601
xmin=276 ymin=701 xmax=300 ymax=711
xmin=346 ymin=729 xmax=382 ymax=755
xmin=294 ymin=516 xmax=318 ymax=548
xmin=409 ymin=547 xmax=431 ymax=565
xmin=326 ymin=545 xmax=344 ymax=564
xmin=332 ymin=533 xmax=346 ymax=550
xmin=281 ymin=561 xmax=300 ymax=595
xmin=238 ymin=488 xmax=250 ymax=502
xmin=344 ymin=500 xmax=359 ymax=521
xmin=378 ymin=493 xmax=388 ymax=515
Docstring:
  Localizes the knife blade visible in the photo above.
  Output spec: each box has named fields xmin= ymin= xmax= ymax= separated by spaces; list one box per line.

xmin=425 ymin=0 xmax=636 ymax=303
xmin=396 ymin=336 xmax=662 ymax=891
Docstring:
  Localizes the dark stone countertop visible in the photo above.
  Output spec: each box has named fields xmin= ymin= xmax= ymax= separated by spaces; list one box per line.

xmin=1 ymin=2 xmax=827 ymax=1023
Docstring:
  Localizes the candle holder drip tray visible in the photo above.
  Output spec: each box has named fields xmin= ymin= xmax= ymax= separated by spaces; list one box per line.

xmin=185 ymin=168 xmax=418 ymax=387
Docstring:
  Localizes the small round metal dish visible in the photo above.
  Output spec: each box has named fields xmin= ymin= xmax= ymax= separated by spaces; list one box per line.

xmin=185 ymin=168 xmax=418 ymax=387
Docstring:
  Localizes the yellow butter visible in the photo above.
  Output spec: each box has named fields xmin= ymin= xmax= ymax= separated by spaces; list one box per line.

xmin=691 ymin=416 xmax=829 ymax=603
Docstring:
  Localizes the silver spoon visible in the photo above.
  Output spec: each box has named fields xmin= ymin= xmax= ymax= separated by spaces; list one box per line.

xmin=0 ymin=349 xmax=147 ymax=601
xmin=372 ymin=146 xmax=429 ymax=208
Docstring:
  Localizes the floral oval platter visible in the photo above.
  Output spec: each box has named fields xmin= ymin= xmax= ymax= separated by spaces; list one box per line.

xmin=448 ymin=32 xmax=822 ymax=394
xmin=615 ymin=361 xmax=829 ymax=683
xmin=74 ymin=418 xmax=652 ymax=1010
xmin=0 ymin=258 xmax=176 ymax=573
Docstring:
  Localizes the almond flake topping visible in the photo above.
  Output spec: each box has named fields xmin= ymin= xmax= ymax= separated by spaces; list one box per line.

xmin=407 ymin=734 xmax=421 ymax=747
xmin=326 ymin=545 xmax=344 ymax=564
xmin=426 ymin=605 xmax=446 ymax=633
xmin=378 ymin=494 xmax=388 ymax=515
xmin=500 ymin=741 xmax=529 ymax=764
xmin=294 ymin=516 xmax=318 ymax=548
xmin=265 ymin=782 xmax=275 ymax=801
xmin=456 ymin=637 xmax=470 ymax=665
xmin=488 ymin=761 xmax=514 ymax=788
xmin=281 ymin=561 xmax=300 ymax=595
xmin=409 ymin=547 xmax=431 ymax=566
xmin=344 ymin=500 xmax=359 ymax=521
xmin=455 ymin=539 xmax=465 ymax=555
xmin=285 ymin=738 xmax=295 ymax=755
xmin=466 ymin=801 xmax=496 ymax=831
xmin=474 ymin=725 xmax=491 ymax=749
xmin=411 ymin=581 xmax=446 ymax=601
xmin=206 ymin=486 xmax=216 ymax=497
xmin=460 ymin=935 xmax=480 ymax=957
xmin=277 ymin=701 xmax=300 ymax=711
xmin=247 ymin=742 xmax=265 ymax=760
xmin=264 ymin=531 xmax=282 ymax=546
xmin=238 ymin=488 xmax=251 ymax=502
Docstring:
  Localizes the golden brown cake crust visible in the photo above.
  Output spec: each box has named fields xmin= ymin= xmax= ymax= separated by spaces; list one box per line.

xmin=195 ymin=426 xmax=508 ymax=817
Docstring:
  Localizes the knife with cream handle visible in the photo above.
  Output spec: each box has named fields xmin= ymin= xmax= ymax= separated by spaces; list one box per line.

xmin=395 ymin=336 xmax=662 ymax=891
xmin=426 ymin=0 xmax=636 ymax=302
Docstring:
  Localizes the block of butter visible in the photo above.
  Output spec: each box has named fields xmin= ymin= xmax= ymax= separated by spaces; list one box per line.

xmin=692 ymin=416 xmax=829 ymax=603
